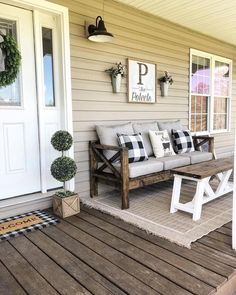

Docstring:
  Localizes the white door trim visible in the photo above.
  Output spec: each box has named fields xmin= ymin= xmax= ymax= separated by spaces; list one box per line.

xmin=1 ymin=0 xmax=74 ymax=191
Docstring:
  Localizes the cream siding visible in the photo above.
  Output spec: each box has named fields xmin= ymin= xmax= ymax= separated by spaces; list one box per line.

xmin=51 ymin=0 xmax=236 ymax=196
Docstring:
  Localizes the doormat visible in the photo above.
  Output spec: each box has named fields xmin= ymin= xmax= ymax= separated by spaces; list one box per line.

xmin=0 ymin=210 xmax=59 ymax=242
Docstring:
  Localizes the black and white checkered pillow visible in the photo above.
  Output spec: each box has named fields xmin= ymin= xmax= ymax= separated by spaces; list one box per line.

xmin=172 ymin=129 xmax=195 ymax=154
xmin=117 ymin=133 xmax=148 ymax=163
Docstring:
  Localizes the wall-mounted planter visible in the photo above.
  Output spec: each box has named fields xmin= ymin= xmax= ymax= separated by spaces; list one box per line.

xmin=160 ymin=81 xmax=169 ymax=97
xmin=111 ymin=73 xmax=121 ymax=93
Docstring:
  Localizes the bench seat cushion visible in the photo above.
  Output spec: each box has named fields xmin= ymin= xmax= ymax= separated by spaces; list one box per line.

xmin=111 ymin=157 xmax=164 ymax=178
xmin=157 ymin=155 xmax=190 ymax=170
xmin=179 ymin=151 xmax=213 ymax=164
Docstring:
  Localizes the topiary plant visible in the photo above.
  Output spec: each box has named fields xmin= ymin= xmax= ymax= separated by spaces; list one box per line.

xmin=51 ymin=130 xmax=73 ymax=153
xmin=50 ymin=130 xmax=77 ymax=197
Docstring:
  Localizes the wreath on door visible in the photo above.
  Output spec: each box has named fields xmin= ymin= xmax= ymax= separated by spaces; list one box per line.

xmin=0 ymin=34 xmax=21 ymax=87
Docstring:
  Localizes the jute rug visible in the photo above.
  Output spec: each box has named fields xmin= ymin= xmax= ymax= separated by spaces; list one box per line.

xmin=0 ymin=210 xmax=59 ymax=241
xmin=80 ymin=180 xmax=232 ymax=248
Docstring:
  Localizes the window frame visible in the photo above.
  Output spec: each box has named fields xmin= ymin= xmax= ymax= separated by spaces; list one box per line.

xmin=189 ymin=48 xmax=232 ymax=135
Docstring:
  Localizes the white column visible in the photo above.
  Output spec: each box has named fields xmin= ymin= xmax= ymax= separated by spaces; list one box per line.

xmin=232 ymin=124 xmax=236 ymax=249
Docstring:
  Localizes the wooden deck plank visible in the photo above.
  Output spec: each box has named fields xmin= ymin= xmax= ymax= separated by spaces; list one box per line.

xmin=77 ymin=210 xmax=226 ymax=289
xmin=81 ymin=206 xmax=235 ymax=278
xmin=198 ymin=236 xmax=236 ymax=258
xmin=192 ymin=242 xmax=236 ymax=269
xmin=62 ymin=214 xmax=214 ymax=295
xmin=42 ymin=224 xmax=160 ymax=295
xmin=208 ymin=231 xmax=232 ymax=245
xmin=224 ymin=222 xmax=232 ymax=229
xmin=0 ymin=241 xmax=59 ymax=295
xmin=0 ymin=260 xmax=27 ymax=295
xmin=27 ymin=230 xmax=125 ymax=295
xmin=216 ymin=227 xmax=232 ymax=236
xmin=9 ymin=235 xmax=91 ymax=295
xmin=55 ymin=218 xmax=197 ymax=294
xmin=0 ymin=206 xmax=235 ymax=295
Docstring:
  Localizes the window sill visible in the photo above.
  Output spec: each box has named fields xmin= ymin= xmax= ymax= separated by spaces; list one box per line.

xmin=191 ymin=129 xmax=230 ymax=136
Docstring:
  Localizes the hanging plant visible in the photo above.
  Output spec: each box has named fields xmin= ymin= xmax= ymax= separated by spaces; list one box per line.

xmin=105 ymin=62 xmax=126 ymax=93
xmin=0 ymin=34 xmax=21 ymax=87
xmin=158 ymin=71 xmax=174 ymax=97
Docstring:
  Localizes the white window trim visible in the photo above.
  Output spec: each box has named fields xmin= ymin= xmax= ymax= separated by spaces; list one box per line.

xmin=189 ymin=48 xmax=232 ymax=135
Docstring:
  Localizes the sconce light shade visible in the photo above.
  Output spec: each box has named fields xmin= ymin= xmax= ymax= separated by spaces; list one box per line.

xmin=88 ymin=16 xmax=114 ymax=42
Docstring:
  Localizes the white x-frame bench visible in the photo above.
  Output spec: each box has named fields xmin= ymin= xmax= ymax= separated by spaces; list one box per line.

xmin=170 ymin=158 xmax=233 ymax=221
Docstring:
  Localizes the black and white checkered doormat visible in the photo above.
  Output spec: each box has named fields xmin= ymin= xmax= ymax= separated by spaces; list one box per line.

xmin=0 ymin=210 xmax=59 ymax=242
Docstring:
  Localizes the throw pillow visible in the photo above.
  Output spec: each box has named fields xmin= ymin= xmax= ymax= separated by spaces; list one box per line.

xmin=117 ymin=133 xmax=148 ymax=163
xmin=149 ymin=130 xmax=175 ymax=158
xmin=172 ymin=129 xmax=195 ymax=154
xmin=133 ymin=121 xmax=159 ymax=157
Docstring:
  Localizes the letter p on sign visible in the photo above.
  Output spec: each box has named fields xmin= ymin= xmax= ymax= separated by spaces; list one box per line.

xmin=137 ymin=62 xmax=148 ymax=85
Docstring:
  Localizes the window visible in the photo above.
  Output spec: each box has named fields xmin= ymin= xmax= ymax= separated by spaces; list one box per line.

xmin=190 ymin=49 xmax=232 ymax=133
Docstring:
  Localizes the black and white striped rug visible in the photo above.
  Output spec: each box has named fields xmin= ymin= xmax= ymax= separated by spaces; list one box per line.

xmin=0 ymin=210 xmax=59 ymax=242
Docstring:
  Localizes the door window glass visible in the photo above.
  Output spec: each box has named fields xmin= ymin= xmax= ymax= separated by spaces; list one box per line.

xmin=0 ymin=18 xmax=21 ymax=106
xmin=42 ymin=27 xmax=55 ymax=107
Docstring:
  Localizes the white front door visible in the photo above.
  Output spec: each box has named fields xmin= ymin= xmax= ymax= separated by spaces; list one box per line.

xmin=0 ymin=4 xmax=41 ymax=199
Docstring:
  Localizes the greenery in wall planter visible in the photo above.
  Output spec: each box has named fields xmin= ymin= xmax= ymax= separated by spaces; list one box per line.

xmin=50 ymin=130 xmax=80 ymax=218
xmin=158 ymin=71 xmax=174 ymax=97
xmin=105 ymin=62 xmax=126 ymax=93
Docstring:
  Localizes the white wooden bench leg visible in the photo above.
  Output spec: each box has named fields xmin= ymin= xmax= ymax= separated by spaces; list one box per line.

xmin=193 ymin=179 xmax=206 ymax=221
xmin=170 ymin=175 xmax=182 ymax=213
xmin=216 ymin=169 xmax=232 ymax=196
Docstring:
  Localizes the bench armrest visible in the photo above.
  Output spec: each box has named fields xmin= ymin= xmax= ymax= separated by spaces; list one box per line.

xmin=192 ymin=135 xmax=214 ymax=154
xmin=192 ymin=135 xmax=214 ymax=141
xmin=89 ymin=141 xmax=129 ymax=180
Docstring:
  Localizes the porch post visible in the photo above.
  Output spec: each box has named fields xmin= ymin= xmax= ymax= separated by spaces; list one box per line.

xmin=232 ymin=125 xmax=236 ymax=249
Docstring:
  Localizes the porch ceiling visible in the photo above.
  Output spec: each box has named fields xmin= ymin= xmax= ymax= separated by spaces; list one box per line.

xmin=115 ymin=0 xmax=236 ymax=46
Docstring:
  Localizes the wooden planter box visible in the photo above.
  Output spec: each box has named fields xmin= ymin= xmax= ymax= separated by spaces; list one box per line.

xmin=53 ymin=194 xmax=80 ymax=218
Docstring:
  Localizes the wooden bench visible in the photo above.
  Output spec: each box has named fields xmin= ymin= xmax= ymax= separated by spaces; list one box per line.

xmin=89 ymin=135 xmax=215 ymax=209
xmin=170 ymin=157 xmax=233 ymax=221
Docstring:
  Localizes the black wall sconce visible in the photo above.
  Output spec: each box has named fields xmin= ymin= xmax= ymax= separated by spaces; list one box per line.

xmin=87 ymin=16 xmax=114 ymax=43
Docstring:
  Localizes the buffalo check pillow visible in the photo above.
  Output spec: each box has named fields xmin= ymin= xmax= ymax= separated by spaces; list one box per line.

xmin=117 ymin=133 xmax=148 ymax=163
xmin=172 ymin=129 xmax=195 ymax=154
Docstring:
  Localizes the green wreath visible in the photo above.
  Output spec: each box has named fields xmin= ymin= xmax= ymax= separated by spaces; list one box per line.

xmin=0 ymin=34 xmax=21 ymax=87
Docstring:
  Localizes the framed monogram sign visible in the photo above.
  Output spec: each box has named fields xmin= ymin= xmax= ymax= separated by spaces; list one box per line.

xmin=128 ymin=59 xmax=156 ymax=103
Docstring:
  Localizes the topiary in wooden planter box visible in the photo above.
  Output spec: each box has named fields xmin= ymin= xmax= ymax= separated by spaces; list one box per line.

xmin=53 ymin=194 xmax=80 ymax=218
xmin=50 ymin=130 xmax=78 ymax=219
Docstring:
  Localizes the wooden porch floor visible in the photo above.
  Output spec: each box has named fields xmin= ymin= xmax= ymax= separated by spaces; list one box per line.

xmin=0 ymin=206 xmax=236 ymax=295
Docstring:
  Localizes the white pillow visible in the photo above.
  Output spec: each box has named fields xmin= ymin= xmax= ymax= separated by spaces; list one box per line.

xmin=149 ymin=130 xmax=175 ymax=158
